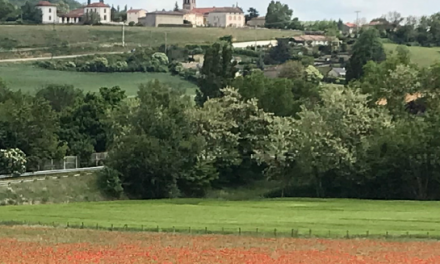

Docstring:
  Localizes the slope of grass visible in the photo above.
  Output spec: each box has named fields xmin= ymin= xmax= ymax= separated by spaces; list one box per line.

xmin=384 ymin=43 xmax=440 ymax=67
xmin=0 ymin=64 xmax=196 ymax=96
xmin=0 ymin=171 xmax=107 ymax=205
xmin=0 ymin=25 xmax=297 ymax=48
xmin=0 ymin=198 xmax=439 ymax=237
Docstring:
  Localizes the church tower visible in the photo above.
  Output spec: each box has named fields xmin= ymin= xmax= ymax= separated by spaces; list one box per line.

xmin=183 ymin=0 xmax=195 ymax=10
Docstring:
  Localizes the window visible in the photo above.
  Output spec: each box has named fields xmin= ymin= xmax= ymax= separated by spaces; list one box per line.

xmin=104 ymin=9 xmax=106 ymax=13
xmin=229 ymin=16 xmax=232 ymax=20
xmin=49 ymin=16 xmax=51 ymax=20
xmin=94 ymin=8 xmax=97 ymax=12
xmin=104 ymin=15 xmax=107 ymax=20
xmin=49 ymin=8 xmax=52 ymax=13
xmin=234 ymin=16 xmax=236 ymax=20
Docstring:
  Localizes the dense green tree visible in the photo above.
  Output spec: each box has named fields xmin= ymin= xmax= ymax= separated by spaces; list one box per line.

xmin=0 ymin=0 xmax=17 ymax=21
xmin=36 ymin=84 xmax=83 ymax=112
xmin=173 ymin=1 xmax=179 ymax=11
xmin=195 ymin=41 xmax=237 ymax=105
xmin=245 ymin=7 xmax=259 ymax=23
xmin=265 ymin=0 xmax=301 ymax=29
xmin=21 ymin=1 xmax=42 ymax=23
xmin=267 ymin=38 xmax=292 ymax=64
xmin=278 ymin=60 xmax=304 ymax=80
xmin=346 ymin=28 xmax=386 ymax=83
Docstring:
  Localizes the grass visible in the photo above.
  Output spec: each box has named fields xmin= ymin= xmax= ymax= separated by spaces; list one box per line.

xmin=0 ymin=198 xmax=440 ymax=237
xmin=0 ymin=171 xmax=108 ymax=205
xmin=384 ymin=43 xmax=440 ymax=67
xmin=0 ymin=64 xmax=196 ymax=96
xmin=0 ymin=25 xmax=297 ymax=48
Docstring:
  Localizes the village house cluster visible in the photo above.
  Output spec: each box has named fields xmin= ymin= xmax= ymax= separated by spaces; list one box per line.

xmin=35 ymin=0 xmax=246 ymax=27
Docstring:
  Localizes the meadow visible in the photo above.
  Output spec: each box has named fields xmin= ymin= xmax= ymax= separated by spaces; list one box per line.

xmin=0 ymin=25 xmax=295 ymax=48
xmin=1 ymin=226 xmax=440 ymax=264
xmin=0 ymin=64 xmax=196 ymax=95
xmin=1 ymin=198 xmax=440 ymax=237
xmin=384 ymin=43 xmax=440 ymax=67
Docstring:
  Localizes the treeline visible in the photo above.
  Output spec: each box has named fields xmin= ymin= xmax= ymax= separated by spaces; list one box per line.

xmin=3 ymin=30 xmax=440 ymax=200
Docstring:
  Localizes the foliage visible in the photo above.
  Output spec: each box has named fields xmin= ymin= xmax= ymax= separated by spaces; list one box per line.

xmin=304 ymin=65 xmax=324 ymax=84
xmin=21 ymin=1 xmax=42 ymax=24
xmin=0 ymin=148 xmax=26 ymax=176
xmin=97 ymin=167 xmax=124 ymax=198
xmin=346 ymin=28 xmax=386 ymax=83
xmin=83 ymin=11 xmax=101 ymax=25
xmin=245 ymin=7 xmax=259 ymax=23
xmin=196 ymin=41 xmax=237 ymax=105
xmin=267 ymin=38 xmax=292 ymax=64
xmin=265 ymin=0 xmax=302 ymax=30
xmin=278 ymin=60 xmax=304 ymax=79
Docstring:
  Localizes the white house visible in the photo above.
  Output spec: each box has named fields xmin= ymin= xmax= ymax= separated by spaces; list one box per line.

xmin=84 ymin=2 xmax=111 ymax=23
xmin=36 ymin=1 xmax=58 ymax=24
xmin=127 ymin=9 xmax=147 ymax=24
xmin=207 ymin=7 xmax=245 ymax=28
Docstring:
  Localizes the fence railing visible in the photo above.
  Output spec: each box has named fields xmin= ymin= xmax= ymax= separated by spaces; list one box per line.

xmin=0 ymin=166 xmax=104 ymax=180
xmin=0 ymin=220 xmax=438 ymax=240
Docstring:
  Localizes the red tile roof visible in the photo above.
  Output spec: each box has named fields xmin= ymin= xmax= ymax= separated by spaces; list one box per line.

xmin=86 ymin=2 xmax=110 ymax=8
xmin=60 ymin=8 xmax=84 ymax=18
xmin=127 ymin=9 xmax=146 ymax=13
xmin=293 ymin=35 xmax=330 ymax=41
xmin=345 ymin=22 xmax=356 ymax=28
xmin=211 ymin=7 xmax=243 ymax=13
xmin=36 ymin=1 xmax=56 ymax=6
xmin=191 ymin=7 xmax=216 ymax=14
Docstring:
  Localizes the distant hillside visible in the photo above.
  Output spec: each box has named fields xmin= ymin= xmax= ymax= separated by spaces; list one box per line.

xmin=8 ymin=0 xmax=82 ymax=10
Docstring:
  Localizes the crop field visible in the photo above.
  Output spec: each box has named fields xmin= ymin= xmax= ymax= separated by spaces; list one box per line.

xmin=1 ymin=198 xmax=440 ymax=238
xmin=0 ymin=226 xmax=440 ymax=264
xmin=0 ymin=64 xmax=196 ymax=96
xmin=0 ymin=25 xmax=296 ymax=48
xmin=384 ymin=43 xmax=440 ymax=67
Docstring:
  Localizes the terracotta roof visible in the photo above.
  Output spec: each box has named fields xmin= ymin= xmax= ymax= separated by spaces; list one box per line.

xmin=61 ymin=8 xmax=84 ymax=18
xmin=191 ymin=7 xmax=216 ymax=14
xmin=376 ymin=93 xmax=423 ymax=106
xmin=86 ymin=2 xmax=110 ymax=8
xmin=36 ymin=1 xmax=56 ymax=6
xmin=251 ymin=16 xmax=265 ymax=20
xmin=210 ymin=7 xmax=244 ymax=13
xmin=345 ymin=22 xmax=356 ymax=28
xmin=148 ymin=11 xmax=184 ymax=16
xmin=127 ymin=9 xmax=147 ymax=13
xmin=292 ymin=35 xmax=330 ymax=41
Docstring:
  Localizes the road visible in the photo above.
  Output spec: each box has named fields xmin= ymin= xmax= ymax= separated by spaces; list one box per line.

xmin=0 ymin=51 xmax=125 ymax=63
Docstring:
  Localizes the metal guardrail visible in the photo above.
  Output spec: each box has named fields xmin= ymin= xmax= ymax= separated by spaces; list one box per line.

xmin=0 ymin=166 xmax=104 ymax=180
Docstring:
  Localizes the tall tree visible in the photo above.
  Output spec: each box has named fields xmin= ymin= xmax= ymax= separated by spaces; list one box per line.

xmin=265 ymin=1 xmax=300 ymax=29
xmin=195 ymin=41 xmax=237 ymax=105
xmin=21 ymin=1 xmax=42 ymax=24
xmin=245 ymin=7 xmax=259 ymax=23
xmin=0 ymin=0 xmax=17 ymax=21
xmin=345 ymin=28 xmax=386 ymax=83
xmin=174 ymin=1 xmax=179 ymax=11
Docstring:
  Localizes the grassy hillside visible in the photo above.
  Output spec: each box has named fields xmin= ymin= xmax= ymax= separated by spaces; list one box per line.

xmin=0 ymin=26 xmax=296 ymax=49
xmin=0 ymin=64 xmax=196 ymax=96
xmin=1 ymin=198 xmax=439 ymax=237
xmin=384 ymin=43 xmax=440 ymax=67
xmin=0 ymin=171 xmax=107 ymax=205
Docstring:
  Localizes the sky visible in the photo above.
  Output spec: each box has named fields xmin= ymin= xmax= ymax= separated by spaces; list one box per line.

xmin=102 ymin=0 xmax=440 ymax=22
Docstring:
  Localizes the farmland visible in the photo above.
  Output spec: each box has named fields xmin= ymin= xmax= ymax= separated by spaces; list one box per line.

xmin=0 ymin=64 xmax=196 ymax=95
xmin=384 ymin=43 xmax=440 ymax=67
xmin=1 ymin=226 xmax=440 ymax=263
xmin=1 ymin=198 xmax=440 ymax=237
xmin=0 ymin=25 xmax=296 ymax=48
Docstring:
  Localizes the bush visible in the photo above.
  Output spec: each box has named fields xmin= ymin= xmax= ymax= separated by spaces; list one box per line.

xmin=233 ymin=48 xmax=260 ymax=57
xmin=128 ymin=21 xmax=135 ymax=26
xmin=0 ymin=148 xmax=27 ymax=176
xmin=97 ymin=167 xmax=124 ymax=198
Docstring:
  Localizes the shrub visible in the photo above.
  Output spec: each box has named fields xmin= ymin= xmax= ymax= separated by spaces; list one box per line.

xmin=128 ymin=21 xmax=135 ymax=26
xmin=0 ymin=148 xmax=27 ymax=176
xmin=97 ymin=167 xmax=124 ymax=198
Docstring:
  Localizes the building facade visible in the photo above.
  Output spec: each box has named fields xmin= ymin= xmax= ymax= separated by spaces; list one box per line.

xmin=36 ymin=1 xmax=58 ymax=24
xmin=207 ymin=7 xmax=244 ymax=28
xmin=247 ymin=16 xmax=265 ymax=27
xmin=127 ymin=9 xmax=147 ymax=24
xmin=84 ymin=2 xmax=111 ymax=23
xmin=139 ymin=11 xmax=184 ymax=27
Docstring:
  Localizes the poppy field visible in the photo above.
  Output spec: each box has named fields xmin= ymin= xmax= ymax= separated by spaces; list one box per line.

xmin=1 ymin=226 xmax=440 ymax=264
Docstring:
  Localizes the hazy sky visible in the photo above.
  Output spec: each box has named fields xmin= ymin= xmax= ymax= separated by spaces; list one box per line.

xmin=102 ymin=0 xmax=440 ymax=22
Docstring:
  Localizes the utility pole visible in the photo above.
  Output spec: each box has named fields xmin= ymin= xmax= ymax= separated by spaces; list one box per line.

xmin=122 ymin=23 xmax=125 ymax=47
xmin=355 ymin=10 xmax=361 ymax=35
xmin=164 ymin=32 xmax=168 ymax=54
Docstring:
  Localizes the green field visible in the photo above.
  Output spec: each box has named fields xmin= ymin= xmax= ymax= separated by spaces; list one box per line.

xmin=0 ymin=25 xmax=295 ymax=48
xmin=0 ymin=64 xmax=196 ymax=95
xmin=384 ymin=43 xmax=440 ymax=67
xmin=0 ymin=198 xmax=439 ymax=237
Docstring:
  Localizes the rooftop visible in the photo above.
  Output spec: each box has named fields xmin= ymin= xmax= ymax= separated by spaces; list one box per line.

xmin=292 ymin=35 xmax=331 ymax=41
xmin=148 ymin=11 xmax=184 ymax=16
xmin=36 ymin=1 xmax=56 ymax=7
xmin=191 ymin=7 xmax=216 ymax=14
xmin=210 ymin=7 xmax=244 ymax=13
xmin=127 ymin=9 xmax=147 ymax=13
xmin=86 ymin=2 xmax=110 ymax=8
xmin=60 ymin=8 xmax=84 ymax=18
xmin=345 ymin=22 xmax=357 ymax=28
